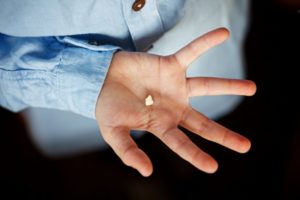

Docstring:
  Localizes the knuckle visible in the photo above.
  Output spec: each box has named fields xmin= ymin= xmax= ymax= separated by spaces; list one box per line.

xmin=122 ymin=144 xmax=137 ymax=164
xmin=191 ymin=149 xmax=201 ymax=164
xmin=220 ymin=129 xmax=231 ymax=146
xmin=196 ymin=117 xmax=210 ymax=134
xmin=201 ymin=34 xmax=211 ymax=50
xmin=174 ymin=137 xmax=190 ymax=153
xmin=202 ymin=78 xmax=211 ymax=95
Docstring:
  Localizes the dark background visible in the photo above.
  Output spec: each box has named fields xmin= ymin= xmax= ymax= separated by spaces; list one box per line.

xmin=1 ymin=1 xmax=299 ymax=199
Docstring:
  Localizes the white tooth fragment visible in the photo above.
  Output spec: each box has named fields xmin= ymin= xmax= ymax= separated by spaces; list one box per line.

xmin=145 ymin=95 xmax=154 ymax=106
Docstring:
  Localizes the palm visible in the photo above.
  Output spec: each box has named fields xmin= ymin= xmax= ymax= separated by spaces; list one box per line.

xmin=96 ymin=28 xmax=256 ymax=176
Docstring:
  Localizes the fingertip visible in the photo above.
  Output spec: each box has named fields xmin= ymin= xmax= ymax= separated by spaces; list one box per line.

xmin=197 ymin=156 xmax=218 ymax=174
xmin=217 ymin=27 xmax=230 ymax=40
xmin=219 ymin=27 xmax=230 ymax=35
xmin=135 ymin=157 xmax=153 ymax=177
xmin=191 ymin=147 xmax=218 ymax=174
xmin=131 ymin=160 xmax=153 ymax=177
xmin=137 ymin=156 xmax=153 ymax=177
xmin=122 ymin=148 xmax=153 ymax=177
xmin=246 ymin=80 xmax=257 ymax=96
xmin=239 ymin=138 xmax=251 ymax=154
xmin=204 ymin=159 xmax=219 ymax=174
xmin=139 ymin=164 xmax=153 ymax=177
xmin=251 ymin=81 xmax=257 ymax=96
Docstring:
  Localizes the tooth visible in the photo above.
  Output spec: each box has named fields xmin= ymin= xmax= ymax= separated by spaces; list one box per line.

xmin=145 ymin=95 xmax=154 ymax=106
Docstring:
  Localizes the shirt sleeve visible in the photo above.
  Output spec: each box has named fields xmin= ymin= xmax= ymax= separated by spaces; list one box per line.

xmin=0 ymin=34 xmax=120 ymax=119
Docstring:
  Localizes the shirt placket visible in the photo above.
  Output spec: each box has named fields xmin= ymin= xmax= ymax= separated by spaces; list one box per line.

xmin=122 ymin=0 xmax=165 ymax=51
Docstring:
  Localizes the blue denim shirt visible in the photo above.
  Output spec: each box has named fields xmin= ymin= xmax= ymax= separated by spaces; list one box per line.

xmin=0 ymin=0 xmax=185 ymax=118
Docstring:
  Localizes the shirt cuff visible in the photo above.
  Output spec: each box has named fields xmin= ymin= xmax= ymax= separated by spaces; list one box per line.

xmin=56 ymin=44 xmax=119 ymax=119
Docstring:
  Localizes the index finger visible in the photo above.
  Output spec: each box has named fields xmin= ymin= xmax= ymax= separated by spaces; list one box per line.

xmin=174 ymin=28 xmax=229 ymax=68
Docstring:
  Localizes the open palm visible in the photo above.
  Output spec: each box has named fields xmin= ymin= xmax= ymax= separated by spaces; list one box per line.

xmin=96 ymin=28 xmax=256 ymax=176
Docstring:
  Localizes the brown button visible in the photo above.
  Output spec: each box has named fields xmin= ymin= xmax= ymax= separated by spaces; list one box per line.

xmin=132 ymin=0 xmax=145 ymax=11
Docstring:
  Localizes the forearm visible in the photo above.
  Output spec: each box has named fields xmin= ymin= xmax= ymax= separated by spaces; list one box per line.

xmin=0 ymin=34 xmax=119 ymax=118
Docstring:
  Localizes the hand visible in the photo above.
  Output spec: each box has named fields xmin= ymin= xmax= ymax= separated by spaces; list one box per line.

xmin=95 ymin=28 xmax=256 ymax=177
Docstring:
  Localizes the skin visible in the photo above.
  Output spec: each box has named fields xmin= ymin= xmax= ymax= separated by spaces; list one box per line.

xmin=95 ymin=28 xmax=257 ymax=177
